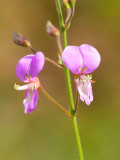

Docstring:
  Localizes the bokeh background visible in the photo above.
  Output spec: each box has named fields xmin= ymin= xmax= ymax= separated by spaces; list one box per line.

xmin=0 ymin=0 xmax=120 ymax=159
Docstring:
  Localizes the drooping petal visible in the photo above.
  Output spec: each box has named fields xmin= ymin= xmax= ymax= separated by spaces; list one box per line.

xmin=76 ymin=76 xmax=93 ymax=105
xmin=79 ymin=44 xmax=101 ymax=74
xmin=23 ymin=89 xmax=39 ymax=114
xmin=16 ymin=54 xmax=34 ymax=82
xmin=62 ymin=46 xmax=83 ymax=74
xmin=29 ymin=51 xmax=45 ymax=78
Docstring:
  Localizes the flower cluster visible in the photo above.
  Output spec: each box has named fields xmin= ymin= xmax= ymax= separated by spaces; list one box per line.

xmin=13 ymin=3 xmax=101 ymax=159
xmin=14 ymin=44 xmax=100 ymax=114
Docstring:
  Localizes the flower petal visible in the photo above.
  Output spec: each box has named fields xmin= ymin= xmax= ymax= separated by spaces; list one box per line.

xmin=76 ymin=76 xmax=93 ymax=105
xmin=29 ymin=51 xmax=45 ymax=78
xmin=79 ymin=44 xmax=101 ymax=74
xmin=62 ymin=46 xmax=83 ymax=74
xmin=23 ymin=89 xmax=39 ymax=114
xmin=16 ymin=54 xmax=34 ymax=82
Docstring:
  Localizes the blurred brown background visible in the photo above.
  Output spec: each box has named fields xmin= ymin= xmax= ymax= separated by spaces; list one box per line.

xmin=0 ymin=0 xmax=120 ymax=160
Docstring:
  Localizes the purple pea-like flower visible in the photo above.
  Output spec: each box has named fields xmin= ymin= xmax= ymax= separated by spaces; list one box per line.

xmin=14 ymin=51 xmax=45 ymax=114
xmin=62 ymin=44 xmax=101 ymax=105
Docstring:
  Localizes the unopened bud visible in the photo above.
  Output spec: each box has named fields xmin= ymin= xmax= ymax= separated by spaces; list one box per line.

xmin=13 ymin=31 xmax=31 ymax=47
xmin=46 ymin=21 xmax=59 ymax=37
xmin=62 ymin=0 xmax=70 ymax=10
xmin=68 ymin=0 xmax=76 ymax=8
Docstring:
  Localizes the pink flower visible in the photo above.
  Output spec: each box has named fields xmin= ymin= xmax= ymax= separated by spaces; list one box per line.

xmin=62 ymin=44 xmax=101 ymax=105
xmin=14 ymin=52 xmax=45 ymax=114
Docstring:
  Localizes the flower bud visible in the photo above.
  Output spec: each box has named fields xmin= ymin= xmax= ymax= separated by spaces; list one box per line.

xmin=62 ymin=0 xmax=70 ymax=10
xmin=68 ymin=0 xmax=76 ymax=8
xmin=46 ymin=21 xmax=59 ymax=37
xmin=13 ymin=31 xmax=31 ymax=47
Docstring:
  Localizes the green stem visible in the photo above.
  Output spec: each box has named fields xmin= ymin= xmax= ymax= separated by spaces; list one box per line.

xmin=55 ymin=0 xmax=84 ymax=159
xmin=75 ymin=89 xmax=79 ymax=114
xmin=72 ymin=117 xmax=84 ymax=160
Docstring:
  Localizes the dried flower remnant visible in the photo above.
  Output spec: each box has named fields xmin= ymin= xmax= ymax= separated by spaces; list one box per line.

xmin=62 ymin=44 xmax=101 ymax=105
xmin=14 ymin=52 xmax=45 ymax=114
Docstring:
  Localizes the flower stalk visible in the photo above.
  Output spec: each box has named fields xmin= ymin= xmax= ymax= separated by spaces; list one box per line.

xmin=28 ymin=46 xmax=64 ymax=68
xmin=45 ymin=57 xmax=64 ymax=68
xmin=56 ymin=34 xmax=63 ymax=56
xmin=55 ymin=0 xmax=84 ymax=159
xmin=39 ymin=84 xmax=71 ymax=118
xmin=46 ymin=21 xmax=63 ymax=56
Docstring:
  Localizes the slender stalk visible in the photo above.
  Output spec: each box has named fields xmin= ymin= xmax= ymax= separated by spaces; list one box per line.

xmin=56 ymin=35 xmax=63 ymax=55
xmin=45 ymin=57 xmax=64 ymax=68
xmin=29 ymin=46 xmax=64 ymax=68
xmin=40 ymin=84 xmax=71 ymax=118
xmin=29 ymin=46 xmax=36 ymax=53
xmin=55 ymin=0 xmax=84 ymax=159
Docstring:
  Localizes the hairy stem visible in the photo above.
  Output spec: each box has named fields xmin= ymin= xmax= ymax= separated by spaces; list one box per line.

xmin=55 ymin=0 xmax=84 ymax=159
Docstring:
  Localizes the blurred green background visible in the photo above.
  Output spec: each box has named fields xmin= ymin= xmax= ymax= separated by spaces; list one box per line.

xmin=0 ymin=0 xmax=120 ymax=159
